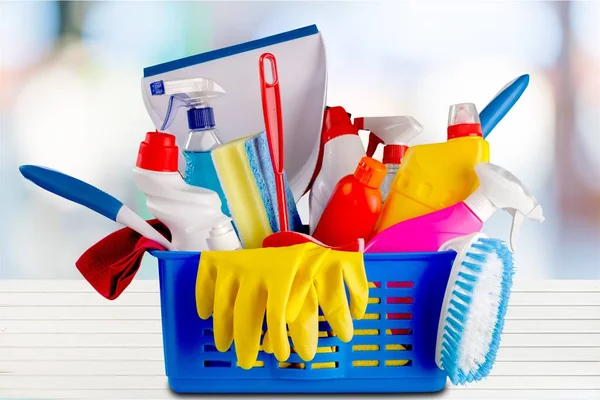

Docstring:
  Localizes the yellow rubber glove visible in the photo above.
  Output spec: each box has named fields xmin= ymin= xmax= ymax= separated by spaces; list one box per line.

xmin=195 ymin=243 xmax=330 ymax=369
xmin=263 ymin=248 xmax=368 ymax=361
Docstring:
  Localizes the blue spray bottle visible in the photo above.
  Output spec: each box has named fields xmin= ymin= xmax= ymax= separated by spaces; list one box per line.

xmin=150 ymin=78 xmax=230 ymax=217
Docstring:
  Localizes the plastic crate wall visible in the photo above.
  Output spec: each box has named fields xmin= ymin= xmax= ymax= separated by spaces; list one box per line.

xmin=152 ymin=250 xmax=454 ymax=393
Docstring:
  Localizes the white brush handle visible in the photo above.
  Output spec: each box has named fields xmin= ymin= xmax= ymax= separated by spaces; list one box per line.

xmin=116 ymin=206 xmax=175 ymax=251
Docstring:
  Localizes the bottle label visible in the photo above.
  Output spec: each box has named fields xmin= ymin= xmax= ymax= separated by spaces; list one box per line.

xmin=150 ymin=80 xmax=165 ymax=96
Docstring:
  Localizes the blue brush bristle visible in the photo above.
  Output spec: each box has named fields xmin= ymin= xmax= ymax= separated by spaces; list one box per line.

xmin=439 ymin=237 xmax=515 ymax=385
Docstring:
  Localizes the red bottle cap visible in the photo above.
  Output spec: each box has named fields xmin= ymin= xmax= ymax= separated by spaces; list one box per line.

xmin=447 ymin=103 xmax=483 ymax=140
xmin=447 ymin=123 xmax=483 ymax=140
xmin=382 ymin=144 xmax=409 ymax=164
xmin=354 ymin=156 xmax=387 ymax=188
xmin=136 ymin=131 xmax=179 ymax=172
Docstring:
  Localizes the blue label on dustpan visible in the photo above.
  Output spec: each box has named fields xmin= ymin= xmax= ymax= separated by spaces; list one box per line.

xmin=150 ymin=80 xmax=165 ymax=96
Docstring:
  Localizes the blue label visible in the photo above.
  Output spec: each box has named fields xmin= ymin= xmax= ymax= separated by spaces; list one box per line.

xmin=150 ymin=80 xmax=165 ymax=96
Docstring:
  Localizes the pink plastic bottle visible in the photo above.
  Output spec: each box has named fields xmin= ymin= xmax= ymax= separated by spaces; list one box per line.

xmin=365 ymin=163 xmax=544 ymax=253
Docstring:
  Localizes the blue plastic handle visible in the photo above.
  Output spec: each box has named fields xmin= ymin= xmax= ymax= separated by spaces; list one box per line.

xmin=480 ymin=74 xmax=529 ymax=138
xmin=19 ymin=165 xmax=123 ymax=221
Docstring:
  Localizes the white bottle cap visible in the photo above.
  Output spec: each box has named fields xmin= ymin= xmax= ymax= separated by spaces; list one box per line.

xmin=206 ymin=222 xmax=242 ymax=251
xmin=464 ymin=163 xmax=544 ymax=251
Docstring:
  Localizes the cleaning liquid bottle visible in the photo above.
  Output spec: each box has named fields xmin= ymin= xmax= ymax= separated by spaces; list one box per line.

xmin=312 ymin=156 xmax=386 ymax=247
xmin=308 ymin=106 xmax=365 ymax=233
xmin=373 ymin=103 xmax=490 ymax=235
xmin=133 ymin=131 xmax=241 ymax=251
xmin=366 ymin=162 xmax=544 ymax=253
xmin=150 ymin=78 xmax=230 ymax=217
xmin=354 ymin=116 xmax=423 ymax=201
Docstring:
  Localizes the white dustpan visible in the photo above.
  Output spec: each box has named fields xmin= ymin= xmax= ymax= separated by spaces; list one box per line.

xmin=141 ymin=25 xmax=327 ymax=202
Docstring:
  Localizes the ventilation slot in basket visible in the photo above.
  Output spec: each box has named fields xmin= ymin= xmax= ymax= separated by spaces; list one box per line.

xmin=351 ymin=281 xmax=414 ymax=368
xmin=204 ymin=360 xmax=232 ymax=368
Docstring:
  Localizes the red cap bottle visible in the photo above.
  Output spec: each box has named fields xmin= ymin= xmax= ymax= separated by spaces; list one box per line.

xmin=136 ymin=131 xmax=179 ymax=172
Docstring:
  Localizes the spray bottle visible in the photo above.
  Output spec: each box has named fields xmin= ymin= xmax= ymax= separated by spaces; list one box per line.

xmin=150 ymin=78 xmax=230 ymax=217
xmin=354 ymin=116 xmax=423 ymax=200
xmin=366 ymin=162 xmax=544 ymax=253
xmin=133 ymin=131 xmax=241 ymax=251
xmin=308 ymin=106 xmax=366 ymax=233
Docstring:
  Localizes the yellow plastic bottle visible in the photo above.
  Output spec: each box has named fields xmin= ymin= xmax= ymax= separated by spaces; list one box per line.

xmin=372 ymin=103 xmax=490 ymax=235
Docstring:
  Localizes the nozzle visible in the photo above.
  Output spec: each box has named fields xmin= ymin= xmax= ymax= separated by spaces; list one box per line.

xmin=150 ymin=78 xmax=225 ymax=131
xmin=355 ymin=116 xmax=423 ymax=160
xmin=465 ymin=162 xmax=543 ymax=252
xmin=447 ymin=103 xmax=483 ymax=140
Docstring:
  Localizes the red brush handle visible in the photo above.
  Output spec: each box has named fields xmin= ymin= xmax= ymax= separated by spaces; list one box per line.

xmin=259 ymin=53 xmax=288 ymax=232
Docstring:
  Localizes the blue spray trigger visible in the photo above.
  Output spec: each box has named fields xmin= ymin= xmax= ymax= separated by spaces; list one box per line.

xmin=161 ymin=95 xmax=187 ymax=131
xmin=150 ymin=80 xmax=166 ymax=96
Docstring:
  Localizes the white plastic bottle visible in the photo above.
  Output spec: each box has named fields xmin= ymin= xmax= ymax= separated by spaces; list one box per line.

xmin=133 ymin=131 xmax=241 ymax=251
xmin=354 ymin=116 xmax=423 ymax=201
xmin=308 ymin=106 xmax=366 ymax=234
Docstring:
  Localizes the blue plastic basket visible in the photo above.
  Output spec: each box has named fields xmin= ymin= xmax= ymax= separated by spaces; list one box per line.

xmin=151 ymin=250 xmax=455 ymax=393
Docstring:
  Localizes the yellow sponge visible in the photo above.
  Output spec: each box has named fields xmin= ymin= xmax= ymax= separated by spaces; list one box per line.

xmin=212 ymin=132 xmax=301 ymax=249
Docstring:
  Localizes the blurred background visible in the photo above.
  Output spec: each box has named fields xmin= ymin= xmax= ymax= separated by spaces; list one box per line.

xmin=1 ymin=1 xmax=598 ymax=279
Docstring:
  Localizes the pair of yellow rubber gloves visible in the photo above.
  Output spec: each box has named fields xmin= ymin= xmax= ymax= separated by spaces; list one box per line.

xmin=196 ymin=242 xmax=368 ymax=370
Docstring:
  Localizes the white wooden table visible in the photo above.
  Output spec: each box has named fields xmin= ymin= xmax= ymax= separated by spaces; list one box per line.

xmin=1 ymin=280 xmax=599 ymax=399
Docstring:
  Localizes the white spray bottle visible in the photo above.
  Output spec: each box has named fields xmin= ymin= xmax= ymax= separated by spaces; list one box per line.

xmin=354 ymin=116 xmax=423 ymax=200
xmin=133 ymin=131 xmax=241 ymax=251
xmin=308 ymin=106 xmax=366 ymax=234
xmin=150 ymin=78 xmax=230 ymax=217
xmin=366 ymin=162 xmax=544 ymax=253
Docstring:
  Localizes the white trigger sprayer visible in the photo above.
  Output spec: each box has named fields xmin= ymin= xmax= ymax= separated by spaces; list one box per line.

xmin=466 ymin=163 xmax=545 ymax=251
xmin=354 ymin=116 xmax=423 ymax=200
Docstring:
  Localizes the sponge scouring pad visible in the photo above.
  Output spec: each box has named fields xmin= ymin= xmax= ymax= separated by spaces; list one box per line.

xmin=212 ymin=132 xmax=302 ymax=249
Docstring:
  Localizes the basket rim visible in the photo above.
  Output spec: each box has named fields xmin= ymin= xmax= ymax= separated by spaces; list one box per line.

xmin=150 ymin=249 xmax=456 ymax=261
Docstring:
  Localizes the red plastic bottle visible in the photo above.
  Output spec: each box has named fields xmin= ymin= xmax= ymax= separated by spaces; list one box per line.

xmin=312 ymin=156 xmax=387 ymax=247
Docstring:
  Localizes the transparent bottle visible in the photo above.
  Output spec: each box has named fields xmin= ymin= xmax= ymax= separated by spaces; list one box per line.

xmin=151 ymin=77 xmax=230 ymax=216
xmin=381 ymin=163 xmax=399 ymax=201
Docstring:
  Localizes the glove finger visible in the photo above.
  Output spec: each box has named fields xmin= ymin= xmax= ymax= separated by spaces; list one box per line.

xmin=262 ymin=330 xmax=273 ymax=354
xmin=234 ymin=280 xmax=266 ymax=370
xmin=213 ymin=271 xmax=238 ymax=353
xmin=289 ymin=286 xmax=319 ymax=361
xmin=196 ymin=253 xmax=217 ymax=320
xmin=316 ymin=266 xmax=353 ymax=342
xmin=342 ymin=252 xmax=369 ymax=320
xmin=266 ymin=280 xmax=293 ymax=362
xmin=286 ymin=244 xmax=329 ymax=322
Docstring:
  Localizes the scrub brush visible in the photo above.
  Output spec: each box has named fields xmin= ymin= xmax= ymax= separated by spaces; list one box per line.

xmin=436 ymin=232 xmax=515 ymax=385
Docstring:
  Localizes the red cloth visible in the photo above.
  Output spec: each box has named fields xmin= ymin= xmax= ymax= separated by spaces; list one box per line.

xmin=76 ymin=219 xmax=171 ymax=300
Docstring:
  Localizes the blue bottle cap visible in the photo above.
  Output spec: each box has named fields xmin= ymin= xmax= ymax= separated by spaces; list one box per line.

xmin=187 ymin=107 xmax=215 ymax=130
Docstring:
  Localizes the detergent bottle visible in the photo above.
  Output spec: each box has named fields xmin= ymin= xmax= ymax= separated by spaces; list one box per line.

xmin=366 ymin=162 xmax=544 ymax=253
xmin=313 ymin=156 xmax=386 ymax=247
xmin=308 ymin=106 xmax=365 ymax=233
xmin=373 ymin=103 xmax=490 ymax=234
xmin=150 ymin=77 xmax=230 ymax=217
xmin=133 ymin=131 xmax=241 ymax=251
xmin=354 ymin=116 xmax=423 ymax=201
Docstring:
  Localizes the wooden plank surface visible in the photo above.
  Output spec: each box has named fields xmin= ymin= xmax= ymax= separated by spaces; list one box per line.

xmin=1 ymin=280 xmax=599 ymax=399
